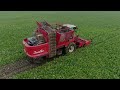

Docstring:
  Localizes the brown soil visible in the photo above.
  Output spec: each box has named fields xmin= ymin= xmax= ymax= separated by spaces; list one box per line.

xmin=0 ymin=60 xmax=39 ymax=79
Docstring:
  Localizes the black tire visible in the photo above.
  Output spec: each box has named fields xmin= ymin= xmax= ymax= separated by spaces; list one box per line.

xmin=64 ymin=42 xmax=76 ymax=54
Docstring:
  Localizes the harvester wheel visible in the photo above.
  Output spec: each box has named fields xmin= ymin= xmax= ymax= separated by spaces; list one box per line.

xmin=65 ymin=42 xmax=76 ymax=54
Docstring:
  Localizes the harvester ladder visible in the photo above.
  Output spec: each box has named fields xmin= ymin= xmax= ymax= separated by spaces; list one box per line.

xmin=44 ymin=26 xmax=56 ymax=58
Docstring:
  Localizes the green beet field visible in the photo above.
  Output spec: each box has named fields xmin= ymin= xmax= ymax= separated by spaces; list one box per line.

xmin=0 ymin=11 xmax=120 ymax=79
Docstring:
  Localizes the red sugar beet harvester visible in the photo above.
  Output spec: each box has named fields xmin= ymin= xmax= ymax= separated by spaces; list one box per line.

xmin=23 ymin=21 xmax=91 ymax=64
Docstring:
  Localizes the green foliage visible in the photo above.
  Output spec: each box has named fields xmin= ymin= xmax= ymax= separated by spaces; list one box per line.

xmin=0 ymin=11 xmax=120 ymax=79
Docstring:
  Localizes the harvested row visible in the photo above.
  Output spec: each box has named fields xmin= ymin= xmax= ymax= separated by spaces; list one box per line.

xmin=0 ymin=60 xmax=39 ymax=79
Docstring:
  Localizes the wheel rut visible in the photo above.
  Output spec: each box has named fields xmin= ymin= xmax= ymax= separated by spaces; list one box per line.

xmin=0 ymin=60 xmax=39 ymax=79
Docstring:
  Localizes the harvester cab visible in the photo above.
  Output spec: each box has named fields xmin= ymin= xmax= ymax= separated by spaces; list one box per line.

xmin=62 ymin=24 xmax=78 ymax=30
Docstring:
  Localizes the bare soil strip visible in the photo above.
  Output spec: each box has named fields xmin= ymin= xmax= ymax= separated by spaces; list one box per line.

xmin=0 ymin=60 xmax=39 ymax=79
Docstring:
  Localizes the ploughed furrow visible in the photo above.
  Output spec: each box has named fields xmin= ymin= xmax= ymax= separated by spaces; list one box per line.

xmin=0 ymin=60 xmax=39 ymax=79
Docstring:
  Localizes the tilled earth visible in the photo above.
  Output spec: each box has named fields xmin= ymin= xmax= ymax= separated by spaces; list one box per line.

xmin=0 ymin=60 xmax=39 ymax=79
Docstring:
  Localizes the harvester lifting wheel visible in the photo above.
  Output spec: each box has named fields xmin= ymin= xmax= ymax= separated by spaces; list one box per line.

xmin=65 ymin=42 xmax=76 ymax=54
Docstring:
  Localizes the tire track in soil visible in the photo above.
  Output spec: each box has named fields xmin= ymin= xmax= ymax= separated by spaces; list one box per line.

xmin=90 ymin=28 xmax=120 ymax=46
xmin=0 ymin=60 xmax=39 ymax=79
xmin=92 ymin=34 xmax=120 ymax=47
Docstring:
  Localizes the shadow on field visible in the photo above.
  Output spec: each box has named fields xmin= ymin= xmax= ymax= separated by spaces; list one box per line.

xmin=26 ymin=54 xmax=66 ymax=66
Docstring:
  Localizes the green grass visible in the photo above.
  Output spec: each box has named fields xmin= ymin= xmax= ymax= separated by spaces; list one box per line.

xmin=0 ymin=11 xmax=120 ymax=79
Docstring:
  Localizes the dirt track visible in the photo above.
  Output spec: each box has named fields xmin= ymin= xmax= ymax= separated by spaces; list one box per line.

xmin=0 ymin=60 xmax=39 ymax=79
